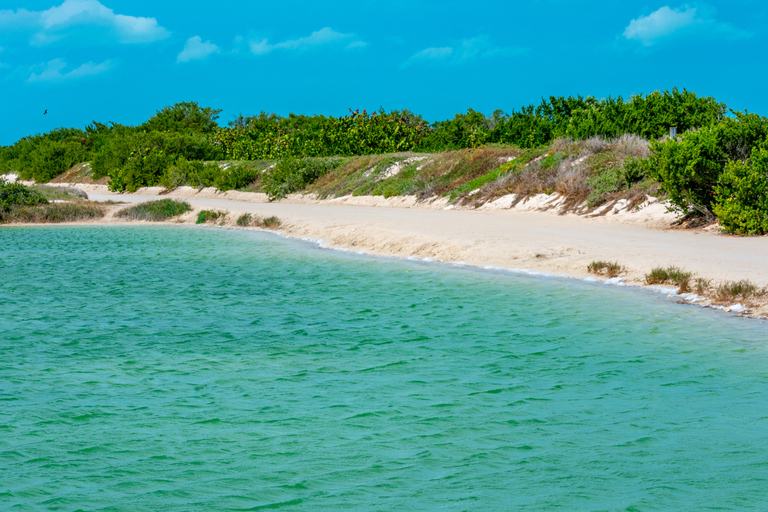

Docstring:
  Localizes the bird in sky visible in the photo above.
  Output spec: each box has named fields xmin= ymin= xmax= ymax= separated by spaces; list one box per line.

xmin=44 ymin=110 xmax=48 ymax=115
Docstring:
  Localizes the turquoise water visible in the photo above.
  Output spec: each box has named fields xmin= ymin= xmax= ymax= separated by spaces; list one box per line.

xmin=1 ymin=226 xmax=767 ymax=511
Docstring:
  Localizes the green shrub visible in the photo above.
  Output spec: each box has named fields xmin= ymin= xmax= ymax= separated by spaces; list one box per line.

xmin=713 ymin=148 xmax=768 ymax=235
xmin=0 ymin=181 xmax=49 ymax=212
xmin=262 ymin=215 xmax=281 ymax=228
xmin=115 ymin=199 xmax=192 ymax=221
xmin=645 ymin=266 xmax=692 ymax=292
xmin=236 ymin=213 xmax=254 ymax=226
xmin=585 ymin=157 xmax=650 ymax=206
xmin=648 ymin=112 xmax=768 ymax=216
xmin=648 ymin=126 xmax=724 ymax=215
xmin=213 ymin=164 xmax=260 ymax=191
xmin=645 ymin=267 xmax=670 ymax=284
xmin=196 ymin=210 xmax=226 ymax=224
xmin=262 ymin=157 xmax=340 ymax=200
xmin=234 ymin=213 xmax=281 ymax=227
xmin=160 ymin=159 xmax=219 ymax=189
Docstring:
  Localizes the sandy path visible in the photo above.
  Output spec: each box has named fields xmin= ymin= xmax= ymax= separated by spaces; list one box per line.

xmin=82 ymin=187 xmax=768 ymax=287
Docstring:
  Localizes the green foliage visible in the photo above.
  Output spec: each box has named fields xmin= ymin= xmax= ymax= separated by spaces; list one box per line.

xmin=262 ymin=157 xmax=340 ymax=200
xmin=0 ymin=180 xmax=49 ymax=214
xmin=214 ymin=109 xmax=429 ymax=159
xmin=115 ymin=199 xmax=192 ymax=221
xmin=196 ymin=210 xmax=226 ymax=224
xmin=715 ymin=280 xmax=762 ymax=301
xmin=142 ymin=102 xmax=222 ymax=134
xmin=102 ymin=131 xmax=223 ymax=192
xmin=234 ymin=212 xmax=281 ymax=228
xmin=488 ymin=88 xmax=725 ymax=149
xmin=160 ymin=158 xmax=220 ymax=189
xmin=262 ymin=215 xmax=281 ymax=228
xmin=3 ymin=128 xmax=89 ymax=183
xmin=648 ymin=111 xmax=768 ymax=215
xmin=419 ymin=109 xmax=501 ymax=151
xmin=713 ymin=148 xmax=768 ymax=235
xmin=586 ymin=156 xmax=650 ymax=206
xmin=213 ymin=163 xmax=260 ymax=191
xmin=236 ymin=213 xmax=254 ymax=226
xmin=645 ymin=266 xmax=693 ymax=292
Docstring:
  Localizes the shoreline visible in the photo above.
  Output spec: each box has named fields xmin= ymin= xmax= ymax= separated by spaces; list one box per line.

xmin=5 ymin=183 xmax=768 ymax=319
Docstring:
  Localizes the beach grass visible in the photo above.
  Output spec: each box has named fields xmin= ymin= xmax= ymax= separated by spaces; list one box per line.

xmin=2 ymin=202 xmax=105 ymax=223
xmin=115 ymin=199 xmax=192 ymax=221
xmin=645 ymin=266 xmax=692 ymax=292
xmin=196 ymin=210 xmax=227 ymax=224
xmin=235 ymin=213 xmax=282 ymax=228
xmin=587 ymin=260 xmax=625 ymax=278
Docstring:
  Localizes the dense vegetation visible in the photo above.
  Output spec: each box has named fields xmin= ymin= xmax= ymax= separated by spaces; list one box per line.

xmin=2 ymin=88 xmax=768 ymax=234
xmin=0 ymin=179 xmax=104 ymax=223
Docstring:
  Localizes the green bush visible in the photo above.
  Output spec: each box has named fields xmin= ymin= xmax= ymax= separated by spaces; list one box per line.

xmin=115 ymin=199 xmax=192 ymax=221
xmin=213 ymin=164 xmax=260 ymax=191
xmin=196 ymin=210 xmax=226 ymax=224
xmin=713 ymin=148 xmax=768 ymax=235
xmin=648 ymin=112 xmax=768 ymax=216
xmin=160 ymin=158 xmax=219 ymax=189
xmin=586 ymin=156 xmax=650 ymax=206
xmin=262 ymin=158 xmax=340 ymax=200
xmin=0 ymin=181 xmax=49 ymax=212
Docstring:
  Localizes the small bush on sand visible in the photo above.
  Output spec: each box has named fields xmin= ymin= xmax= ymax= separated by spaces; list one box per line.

xmin=234 ymin=213 xmax=281 ymax=228
xmin=262 ymin=215 xmax=281 ymax=228
xmin=3 ymin=202 xmax=105 ymax=223
xmin=645 ymin=266 xmax=692 ymax=292
xmin=645 ymin=267 xmax=669 ymax=284
xmin=587 ymin=260 xmax=625 ymax=278
xmin=695 ymin=277 xmax=712 ymax=295
xmin=715 ymin=280 xmax=761 ymax=302
xmin=116 ymin=199 xmax=191 ymax=221
xmin=196 ymin=210 xmax=226 ymax=224
xmin=236 ymin=213 xmax=253 ymax=226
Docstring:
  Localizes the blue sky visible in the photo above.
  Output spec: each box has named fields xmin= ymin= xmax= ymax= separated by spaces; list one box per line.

xmin=1 ymin=0 xmax=765 ymax=144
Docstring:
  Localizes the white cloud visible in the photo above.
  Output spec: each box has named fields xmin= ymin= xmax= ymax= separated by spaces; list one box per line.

xmin=401 ymin=36 xmax=525 ymax=68
xmin=28 ymin=57 xmax=112 ymax=82
xmin=624 ymin=5 xmax=750 ymax=46
xmin=178 ymin=36 xmax=220 ymax=63
xmin=624 ymin=6 xmax=699 ymax=45
xmin=0 ymin=0 xmax=169 ymax=45
xmin=249 ymin=27 xmax=361 ymax=55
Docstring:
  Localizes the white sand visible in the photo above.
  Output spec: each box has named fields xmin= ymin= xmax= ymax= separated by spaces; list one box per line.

xmin=65 ymin=184 xmax=768 ymax=291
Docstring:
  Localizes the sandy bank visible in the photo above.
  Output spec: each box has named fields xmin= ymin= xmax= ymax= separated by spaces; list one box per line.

xmin=11 ymin=183 xmax=768 ymax=317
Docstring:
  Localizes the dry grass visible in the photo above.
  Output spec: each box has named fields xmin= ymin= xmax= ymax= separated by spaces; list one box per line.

xmin=715 ymin=280 xmax=764 ymax=302
xmin=2 ymin=202 xmax=105 ymax=223
xmin=235 ymin=213 xmax=282 ymax=228
xmin=587 ymin=260 xmax=625 ymax=278
xmin=645 ymin=266 xmax=692 ymax=292
xmin=462 ymin=135 xmax=653 ymax=214
xmin=307 ymin=148 xmax=521 ymax=201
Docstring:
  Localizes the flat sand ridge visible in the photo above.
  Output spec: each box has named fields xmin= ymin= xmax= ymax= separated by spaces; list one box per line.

xmin=69 ymin=184 xmax=768 ymax=289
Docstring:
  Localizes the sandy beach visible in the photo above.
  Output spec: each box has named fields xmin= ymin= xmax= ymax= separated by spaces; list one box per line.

xmin=36 ymin=184 xmax=763 ymax=296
